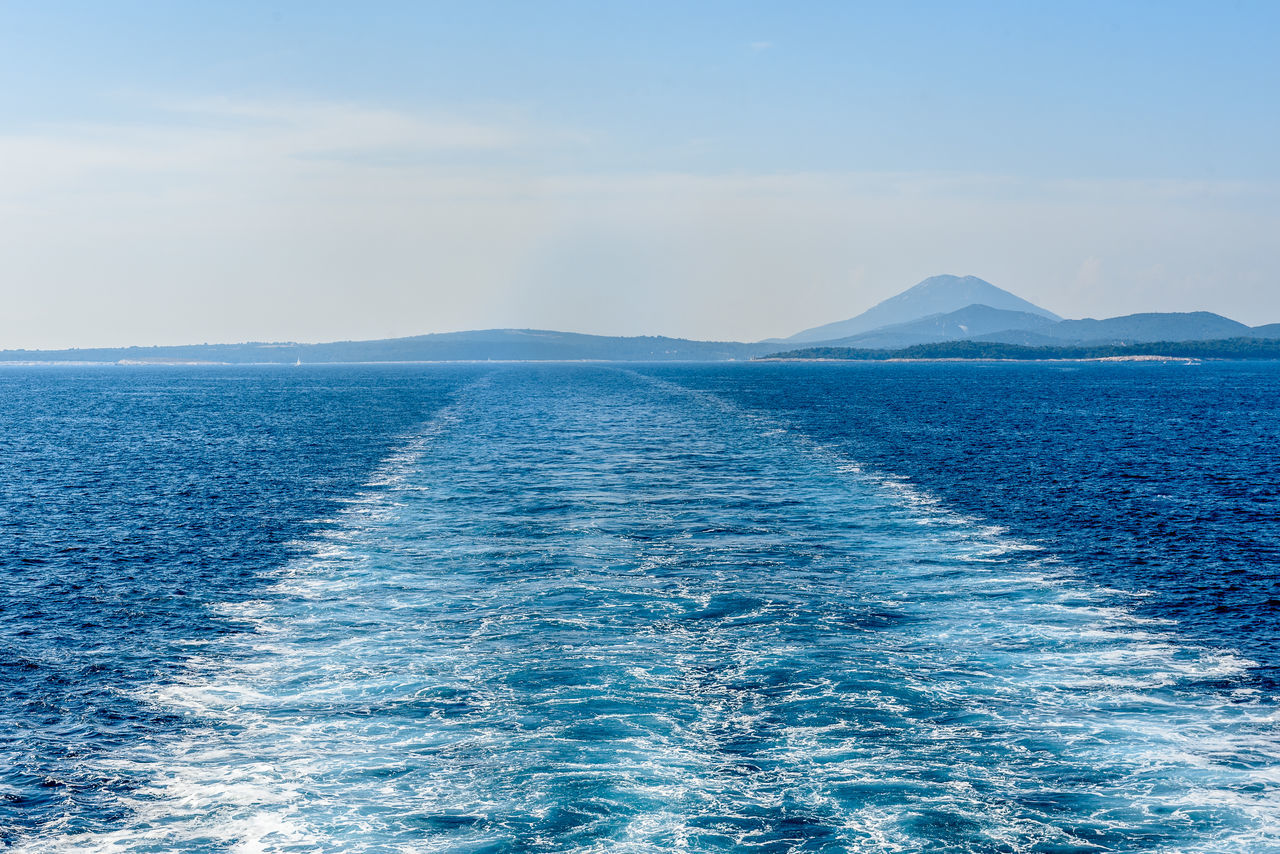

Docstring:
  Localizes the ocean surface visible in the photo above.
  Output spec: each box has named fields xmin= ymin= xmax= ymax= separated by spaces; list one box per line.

xmin=2 ymin=361 xmax=1277 ymax=852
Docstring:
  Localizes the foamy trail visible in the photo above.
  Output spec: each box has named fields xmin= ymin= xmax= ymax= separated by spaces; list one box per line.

xmin=18 ymin=366 xmax=1278 ymax=852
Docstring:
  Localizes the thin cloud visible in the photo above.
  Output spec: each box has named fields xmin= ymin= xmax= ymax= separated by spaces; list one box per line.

xmin=1 ymin=100 xmax=1278 ymax=348
xmin=0 ymin=98 xmax=552 ymax=198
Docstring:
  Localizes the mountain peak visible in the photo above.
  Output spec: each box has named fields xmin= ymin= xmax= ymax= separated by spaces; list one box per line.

xmin=913 ymin=274 xmax=996 ymax=291
xmin=784 ymin=275 xmax=1060 ymax=343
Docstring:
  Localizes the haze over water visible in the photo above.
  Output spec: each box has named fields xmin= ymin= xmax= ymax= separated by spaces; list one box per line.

xmin=4 ymin=363 xmax=1278 ymax=852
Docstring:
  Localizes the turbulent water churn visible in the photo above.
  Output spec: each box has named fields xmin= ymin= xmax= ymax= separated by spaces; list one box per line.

xmin=3 ymin=363 xmax=1278 ymax=852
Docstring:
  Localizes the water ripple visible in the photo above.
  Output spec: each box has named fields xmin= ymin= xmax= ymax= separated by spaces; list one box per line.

xmin=16 ymin=366 xmax=1279 ymax=852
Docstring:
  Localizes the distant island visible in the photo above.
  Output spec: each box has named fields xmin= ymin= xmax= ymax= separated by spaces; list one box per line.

xmin=761 ymin=338 xmax=1280 ymax=362
xmin=0 ymin=330 xmax=777 ymax=364
xmin=3 ymin=274 xmax=1277 ymax=364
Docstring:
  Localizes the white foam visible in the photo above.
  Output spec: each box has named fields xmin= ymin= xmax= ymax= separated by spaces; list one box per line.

xmin=18 ymin=368 xmax=1280 ymax=853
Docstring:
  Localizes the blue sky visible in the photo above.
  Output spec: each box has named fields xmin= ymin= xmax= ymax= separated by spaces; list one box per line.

xmin=2 ymin=2 xmax=1278 ymax=346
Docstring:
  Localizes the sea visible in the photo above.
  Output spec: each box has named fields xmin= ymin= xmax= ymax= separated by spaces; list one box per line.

xmin=2 ymin=361 xmax=1278 ymax=853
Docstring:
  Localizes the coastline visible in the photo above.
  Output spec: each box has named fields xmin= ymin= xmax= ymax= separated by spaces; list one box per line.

xmin=756 ymin=354 xmax=1205 ymax=364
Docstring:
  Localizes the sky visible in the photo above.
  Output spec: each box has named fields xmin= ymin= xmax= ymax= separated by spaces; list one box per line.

xmin=1 ymin=1 xmax=1278 ymax=348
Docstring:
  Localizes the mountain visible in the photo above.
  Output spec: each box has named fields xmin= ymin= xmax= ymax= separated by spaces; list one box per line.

xmin=763 ymin=337 xmax=1280 ymax=361
xmin=0 ymin=329 xmax=777 ymax=364
xmin=6 ymin=298 xmax=1273 ymax=365
xmin=819 ymin=304 xmax=1056 ymax=350
xmin=979 ymin=311 xmax=1252 ymax=345
xmin=784 ymin=275 xmax=1060 ymax=343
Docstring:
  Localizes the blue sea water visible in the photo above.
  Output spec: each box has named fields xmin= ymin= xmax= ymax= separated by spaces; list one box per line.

xmin=2 ymin=362 xmax=1277 ymax=852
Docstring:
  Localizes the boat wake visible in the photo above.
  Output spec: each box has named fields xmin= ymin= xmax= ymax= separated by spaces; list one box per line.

xmin=19 ymin=367 xmax=1279 ymax=853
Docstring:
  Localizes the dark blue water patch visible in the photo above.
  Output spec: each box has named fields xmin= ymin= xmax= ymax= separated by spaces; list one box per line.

xmin=0 ymin=364 xmax=478 ymax=838
xmin=17 ymin=365 xmax=1271 ymax=852
xmin=645 ymin=361 xmax=1280 ymax=688
xmin=5 ymin=362 xmax=1279 ymax=851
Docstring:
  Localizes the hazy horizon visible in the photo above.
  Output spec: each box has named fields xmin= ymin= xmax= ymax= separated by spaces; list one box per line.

xmin=5 ymin=269 xmax=1278 ymax=353
xmin=3 ymin=2 xmax=1278 ymax=349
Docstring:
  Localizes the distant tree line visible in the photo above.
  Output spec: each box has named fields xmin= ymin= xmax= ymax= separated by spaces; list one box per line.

xmin=762 ymin=337 xmax=1280 ymax=361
